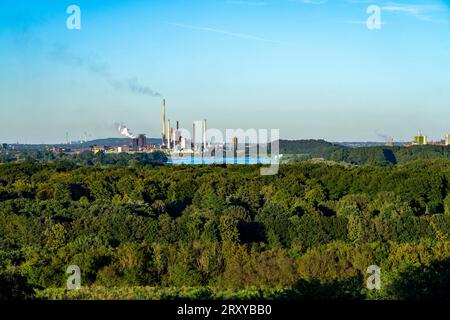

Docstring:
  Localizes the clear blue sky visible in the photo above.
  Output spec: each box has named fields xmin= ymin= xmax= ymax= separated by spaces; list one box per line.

xmin=0 ymin=0 xmax=449 ymax=143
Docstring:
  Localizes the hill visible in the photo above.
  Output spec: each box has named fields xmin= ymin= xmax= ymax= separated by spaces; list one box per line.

xmin=279 ymin=140 xmax=450 ymax=166
xmin=79 ymin=137 xmax=161 ymax=147
xmin=279 ymin=139 xmax=347 ymax=157
xmin=9 ymin=137 xmax=163 ymax=150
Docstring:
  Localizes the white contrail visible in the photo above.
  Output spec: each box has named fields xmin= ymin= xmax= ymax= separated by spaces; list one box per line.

xmin=167 ymin=22 xmax=287 ymax=45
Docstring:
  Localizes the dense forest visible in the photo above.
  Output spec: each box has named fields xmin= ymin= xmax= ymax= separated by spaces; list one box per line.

xmin=280 ymin=140 xmax=450 ymax=166
xmin=1 ymin=159 xmax=449 ymax=300
xmin=0 ymin=149 xmax=168 ymax=166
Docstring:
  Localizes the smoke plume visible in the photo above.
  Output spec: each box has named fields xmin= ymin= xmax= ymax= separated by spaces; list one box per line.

xmin=116 ymin=122 xmax=136 ymax=139
xmin=50 ymin=43 xmax=162 ymax=97
xmin=376 ymin=132 xmax=394 ymax=145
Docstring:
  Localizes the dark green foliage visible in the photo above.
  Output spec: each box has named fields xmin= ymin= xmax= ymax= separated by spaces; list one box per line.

xmin=279 ymin=140 xmax=347 ymax=159
xmin=0 ymin=150 xmax=168 ymax=167
xmin=279 ymin=140 xmax=450 ymax=166
xmin=0 ymin=248 xmax=34 ymax=300
xmin=380 ymin=259 xmax=450 ymax=300
xmin=0 ymin=160 xmax=450 ymax=300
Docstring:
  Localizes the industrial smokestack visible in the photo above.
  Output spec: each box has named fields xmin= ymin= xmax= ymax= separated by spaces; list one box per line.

xmin=203 ymin=119 xmax=207 ymax=149
xmin=192 ymin=123 xmax=196 ymax=150
xmin=162 ymin=98 xmax=167 ymax=147
xmin=176 ymin=121 xmax=181 ymax=145
xmin=168 ymin=119 xmax=171 ymax=149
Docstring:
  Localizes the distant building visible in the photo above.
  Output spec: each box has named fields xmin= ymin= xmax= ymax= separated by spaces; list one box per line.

xmin=117 ymin=145 xmax=130 ymax=153
xmin=446 ymin=133 xmax=450 ymax=146
xmin=92 ymin=146 xmax=106 ymax=154
xmin=413 ymin=132 xmax=427 ymax=145
xmin=0 ymin=143 xmax=8 ymax=154
xmin=431 ymin=140 xmax=447 ymax=147
xmin=137 ymin=134 xmax=147 ymax=149
xmin=146 ymin=144 xmax=158 ymax=150
xmin=51 ymin=147 xmax=63 ymax=153
xmin=132 ymin=134 xmax=147 ymax=151
xmin=180 ymin=137 xmax=189 ymax=150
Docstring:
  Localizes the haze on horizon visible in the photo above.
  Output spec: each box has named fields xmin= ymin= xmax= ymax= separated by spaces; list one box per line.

xmin=0 ymin=0 xmax=449 ymax=144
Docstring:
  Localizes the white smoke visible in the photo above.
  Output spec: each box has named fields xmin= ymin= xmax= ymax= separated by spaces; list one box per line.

xmin=51 ymin=43 xmax=162 ymax=97
xmin=116 ymin=122 xmax=136 ymax=139
xmin=376 ymin=132 xmax=393 ymax=143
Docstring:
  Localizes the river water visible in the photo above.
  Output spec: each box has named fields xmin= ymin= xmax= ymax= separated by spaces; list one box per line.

xmin=167 ymin=156 xmax=275 ymax=165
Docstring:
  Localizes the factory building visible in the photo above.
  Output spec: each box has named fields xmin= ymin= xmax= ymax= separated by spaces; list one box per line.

xmin=160 ymin=98 xmax=208 ymax=153
xmin=117 ymin=145 xmax=130 ymax=153
xmin=413 ymin=132 xmax=427 ymax=145
xmin=91 ymin=146 xmax=110 ymax=154
xmin=132 ymin=134 xmax=147 ymax=151
xmin=180 ymin=137 xmax=189 ymax=150
xmin=137 ymin=134 xmax=147 ymax=149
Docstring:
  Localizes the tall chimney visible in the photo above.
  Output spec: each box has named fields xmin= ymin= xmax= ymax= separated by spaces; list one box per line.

xmin=162 ymin=98 xmax=166 ymax=147
xmin=203 ymin=119 xmax=207 ymax=149
xmin=192 ymin=123 xmax=196 ymax=150
xmin=168 ymin=119 xmax=171 ymax=149
xmin=177 ymin=121 xmax=182 ymax=144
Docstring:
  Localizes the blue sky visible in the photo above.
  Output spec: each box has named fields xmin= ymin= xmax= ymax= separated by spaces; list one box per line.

xmin=0 ymin=0 xmax=449 ymax=143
